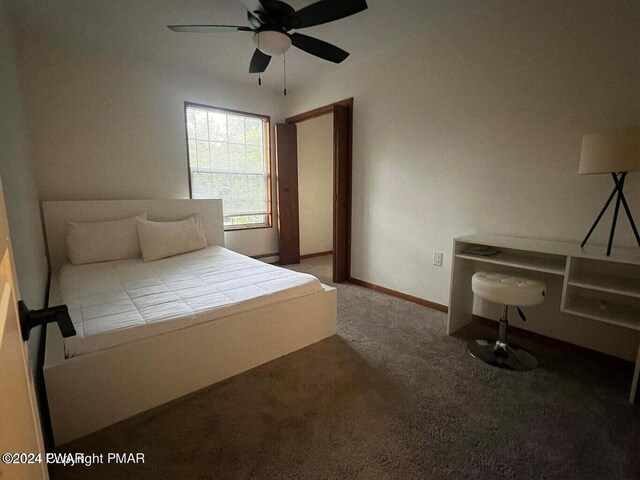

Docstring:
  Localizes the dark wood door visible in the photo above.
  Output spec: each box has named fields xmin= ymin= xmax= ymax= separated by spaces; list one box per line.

xmin=275 ymin=123 xmax=300 ymax=265
xmin=333 ymin=105 xmax=351 ymax=282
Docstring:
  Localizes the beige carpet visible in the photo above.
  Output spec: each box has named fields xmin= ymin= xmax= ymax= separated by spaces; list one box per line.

xmin=50 ymin=255 xmax=639 ymax=479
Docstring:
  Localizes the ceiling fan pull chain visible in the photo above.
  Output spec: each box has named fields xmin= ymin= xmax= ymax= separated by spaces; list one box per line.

xmin=283 ymin=52 xmax=287 ymax=96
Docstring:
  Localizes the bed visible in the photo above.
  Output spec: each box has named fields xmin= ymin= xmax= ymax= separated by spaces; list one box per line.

xmin=43 ymin=200 xmax=337 ymax=446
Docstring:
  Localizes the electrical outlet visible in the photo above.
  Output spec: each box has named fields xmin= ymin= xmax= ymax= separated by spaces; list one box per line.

xmin=433 ymin=252 xmax=443 ymax=267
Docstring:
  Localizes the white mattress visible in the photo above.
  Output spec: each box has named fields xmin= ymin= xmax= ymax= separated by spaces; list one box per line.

xmin=59 ymin=246 xmax=322 ymax=358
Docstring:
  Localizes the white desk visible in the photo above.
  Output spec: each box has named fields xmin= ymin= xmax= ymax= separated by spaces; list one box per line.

xmin=447 ymin=233 xmax=640 ymax=404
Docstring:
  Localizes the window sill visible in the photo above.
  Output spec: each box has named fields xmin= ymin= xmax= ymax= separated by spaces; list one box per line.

xmin=224 ymin=224 xmax=273 ymax=232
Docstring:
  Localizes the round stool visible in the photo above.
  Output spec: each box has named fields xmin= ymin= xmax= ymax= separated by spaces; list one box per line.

xmin=467 ymin=272 xmax=546 ymax=371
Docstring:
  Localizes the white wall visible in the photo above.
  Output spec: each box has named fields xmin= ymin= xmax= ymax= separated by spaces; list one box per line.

xmin=0 ymin=8 xmax=48 ymax=364
xmin=297 ymin=114 xmax=333 ymax=256
xmin=16 ymin=35 xmax=285 ymax=257
xmin=285 ymin=0 xmax=640 ymax=307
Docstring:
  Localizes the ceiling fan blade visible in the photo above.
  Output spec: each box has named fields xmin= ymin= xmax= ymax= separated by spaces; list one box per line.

xmin=168 ymin=25 xmax=253 ymax=33
xmin=249 ymin=49 xmax=272 ymax=73
xmin=237 ymin=0 xmax=268 ymax=22
xmin=290 ymin=0 xmax=368 ymax=29
xmin=247 ymin=11 xmax=263 ymax=29
xmin=290 ymin=33 xmax=349 ymax=63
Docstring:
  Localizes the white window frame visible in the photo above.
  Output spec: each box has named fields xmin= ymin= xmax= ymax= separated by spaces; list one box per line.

xmin=184 ymin=102 xmax=272 ymax=231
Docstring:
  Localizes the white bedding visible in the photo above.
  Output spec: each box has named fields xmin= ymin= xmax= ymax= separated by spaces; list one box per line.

xmin=59 ymin=246 xmax=322 ymax=358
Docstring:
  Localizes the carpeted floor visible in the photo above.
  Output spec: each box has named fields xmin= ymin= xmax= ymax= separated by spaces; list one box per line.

xmin=50 ymin=255 xmax=639 ymax=480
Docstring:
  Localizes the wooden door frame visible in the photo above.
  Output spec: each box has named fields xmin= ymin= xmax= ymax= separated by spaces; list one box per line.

xmin=285 ymin=98 xmax=353 ymax=282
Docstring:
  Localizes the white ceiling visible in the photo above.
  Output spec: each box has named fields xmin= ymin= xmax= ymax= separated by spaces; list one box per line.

xmin=6 ymin=0 xmax=473 ymax=91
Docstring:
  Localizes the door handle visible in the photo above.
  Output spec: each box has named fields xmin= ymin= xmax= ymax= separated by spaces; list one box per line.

xmin=18 ymin=301 xmax=76 ymax=341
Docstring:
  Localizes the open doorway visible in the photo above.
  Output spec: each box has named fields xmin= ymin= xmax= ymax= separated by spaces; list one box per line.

xmin=297 ymin=113 xmax=334 ymax=261
xmin=275 ymin=98 xmax=353 ymax=283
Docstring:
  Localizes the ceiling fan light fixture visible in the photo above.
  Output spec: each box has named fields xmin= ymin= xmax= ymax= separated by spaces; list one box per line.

xmin=253 ymin=30 xmax=291 ymax=56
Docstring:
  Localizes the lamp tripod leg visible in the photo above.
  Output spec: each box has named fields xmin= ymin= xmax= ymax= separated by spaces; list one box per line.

xmin=622 ymin=200 xmax=640 ymax=247
xmin=607 ymin=173 xmax=625 ymax=256
xmin=581 ymin=175 xmax=618 ymax=248
xmin=615 ymin=178 xmax=640 ymax=248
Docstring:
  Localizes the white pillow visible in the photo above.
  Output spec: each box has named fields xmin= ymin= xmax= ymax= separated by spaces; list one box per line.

xmin=137 ymin=215 xmax=208 ymax=261
xmin=66 ymin=213 xmax=147 ymax=265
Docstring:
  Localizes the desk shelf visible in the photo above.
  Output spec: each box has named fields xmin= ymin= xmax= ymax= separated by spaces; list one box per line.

xmin=567 ymin=272 xmax=640 ymax=298
xmin=563 ymin=257 xmax=640 ymax=332
xmin=455 ymin=251 xmax=566 ymax=276
xmin=562 ymin=296 xmax=640 ymax=331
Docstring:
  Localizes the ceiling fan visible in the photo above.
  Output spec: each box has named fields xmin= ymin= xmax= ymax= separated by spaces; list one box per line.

xmin=168 ymin=0 xmax=368 ymax=76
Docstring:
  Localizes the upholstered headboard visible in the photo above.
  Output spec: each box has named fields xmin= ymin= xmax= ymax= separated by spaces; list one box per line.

xmin=42 ymin=199 xmax=225 ymax=272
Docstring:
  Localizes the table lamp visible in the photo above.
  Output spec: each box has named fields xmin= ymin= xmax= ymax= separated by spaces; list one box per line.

xmin=579 ymin=125 xmax=640 ymax=255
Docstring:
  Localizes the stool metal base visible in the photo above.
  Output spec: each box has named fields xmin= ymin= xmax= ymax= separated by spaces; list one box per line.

xmin=467 ymin=340 xmax=538 ymax=371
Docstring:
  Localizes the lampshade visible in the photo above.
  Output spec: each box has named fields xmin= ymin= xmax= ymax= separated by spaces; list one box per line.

xmin=579 ymin=125 xmax=640 ymax=174
xmin=253 ymin=31 xmax=291 ymax=56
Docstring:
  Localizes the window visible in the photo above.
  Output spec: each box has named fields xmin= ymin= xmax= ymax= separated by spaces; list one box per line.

xmin=185 ymin=103 xmax=271 ymax=230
